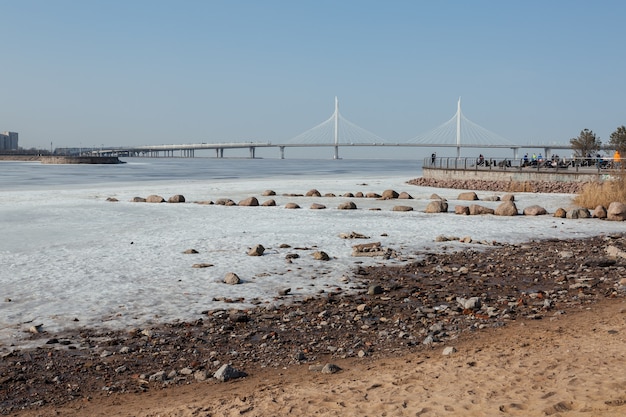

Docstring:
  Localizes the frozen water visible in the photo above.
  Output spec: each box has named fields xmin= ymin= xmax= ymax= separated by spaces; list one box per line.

xmin=1 ymin=158 xmax=623 ymax=351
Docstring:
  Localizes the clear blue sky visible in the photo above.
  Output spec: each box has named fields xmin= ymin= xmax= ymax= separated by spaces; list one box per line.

xmin=2 ymin=1 xmax=625 ymax=157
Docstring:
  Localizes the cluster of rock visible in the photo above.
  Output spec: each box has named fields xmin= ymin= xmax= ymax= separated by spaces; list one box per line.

xmin=407 ymin=177 xmax=585 ymax=194
xmin=425 ymin=191 xmax=626 ymax=221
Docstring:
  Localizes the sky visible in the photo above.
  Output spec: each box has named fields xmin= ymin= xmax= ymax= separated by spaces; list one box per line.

xmin=2 ymin=1 xmax=625 ymax=156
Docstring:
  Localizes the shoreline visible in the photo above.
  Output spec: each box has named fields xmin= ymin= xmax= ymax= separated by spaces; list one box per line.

xmin=3 ymin=233 xmax=625 ymax=415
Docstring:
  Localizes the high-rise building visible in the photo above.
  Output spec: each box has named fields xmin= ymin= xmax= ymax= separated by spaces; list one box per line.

xmin=0 ymin=131 xmax=19 ymax=150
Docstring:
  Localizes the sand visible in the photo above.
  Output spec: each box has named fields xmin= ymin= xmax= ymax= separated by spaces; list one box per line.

xmin=10 ymin=298 xmax=626 ymax=417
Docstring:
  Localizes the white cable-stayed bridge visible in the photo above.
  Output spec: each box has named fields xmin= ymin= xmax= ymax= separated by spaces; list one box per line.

xmin=88 ymin=98 xmax=572 ymax=160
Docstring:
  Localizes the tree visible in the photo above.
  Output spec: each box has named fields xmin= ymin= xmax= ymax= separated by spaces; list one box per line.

xmin=569 ymin=129 xmax=601 ymax=158
xmin=609 ymin=125 xmax=626 ymax=155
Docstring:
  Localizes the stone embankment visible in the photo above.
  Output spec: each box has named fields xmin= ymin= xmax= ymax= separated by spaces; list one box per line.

xmin=408 ymin=177 xmax=585 ymax=194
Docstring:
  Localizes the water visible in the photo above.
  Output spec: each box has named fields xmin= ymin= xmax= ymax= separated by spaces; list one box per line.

xmin=0 ymin=157 xmax=424 ymax=190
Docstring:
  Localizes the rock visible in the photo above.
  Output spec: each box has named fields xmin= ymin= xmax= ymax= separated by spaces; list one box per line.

xmin=338 ymin=201 xmax=357 ymax=210
xmin=502 ymin=194 xmax=515 ymax=201
xmin=146 ymin=195 xmax=165 ymax=203
xmin=213 ymin=364 xmax=246 ymax=382
xmin=455 ymin=205 xmax=470 ymax=215
xmin=192 ymin=263 xmax=214 ymax=268
xmin=392 ymin=205 xmax=413 ymax=212
xmin=130 ymin=196 xmax=146 ymax=202
xmin=310 ymin=203 xmax=326 ymax=210
xmin=339 ymin=231 xmax=369 ymax=239
xmin=321 ymin=363 xmax=342 ymax=374
xmin=607 ymin=202 xmax=626 ymax=221
xmin=366 ymin=192 xmax=382 ymax=198
xmin=523 ymin=205 xmax=547 ymax=216
xmin=430 ymin=193 xmax=444 ymax=200
xmin=482 ymin=195 xmax=500 ymax=202
xmin=355 ymin=192 xmax=364 ymax=198
xmin=343 ymin=192 xmax=354 ymax=197
xmin=183 ymin=249 xmax=199 ymax=254
xmin=566 ymin=207 xmax=591 ymax=219
xmin=261 ymin=199 xmax=276 ymax=207
xmin=278 ymin=288 xmax=291 ymax=296
xmin=262 ymin=190 xmax=276 ymax=196
xmin=224 ymin=272 xmax=241 ymax=285
xmin=457 ymin=296 xmax=481 ymax=310
xmin=381 ymin=189 xmax=399 ymax=200
xmin=425 ymin=200 xmax=448 ymax=213
xmin=458 ymin=191 xmax=478 ymax=201
xmin=442 ymin=346 xmax=457 ymax=356
xmin=106 ymin=197 xmax=118 ymax=202
xmin=554 ymin=207 xmax=567 ymax=218
xmin=312 ymin=251 xmax=330 ymax=261
xmin=398 ymin=191 xmax=413 ymax=199
xmin=495 ymin=201 xmax=518 ymax=216
xmin=324 ymin=193 xmax=336 ymax=197
xmin=592 ymin=205 xmax=607 ymax=219
xmin=168 ymin=194 xmax=185 ymax=203
xmin=194 ymin=370 xmax=208 ymax=381
xmin=238 ymin=197 xmax=259 ymax=206
xmin=606 ymin=245 xmax=626 ymax=259
xmin=469 ymin=204 xmax=494 ymax=215
xmin=368 ymin=285 xmax=383 ymax=295
xmin=352 ymin=242 xmax=390 ymax=257
xmin=306 ymin=189 xmax=321 ymax=197
xmin=215 ymin=198 xmax=236 ymax=206
xmin=284 ymin=202 xmax=300 ymax=209
xmin=247 ymin=244 xmax=265 ymax=256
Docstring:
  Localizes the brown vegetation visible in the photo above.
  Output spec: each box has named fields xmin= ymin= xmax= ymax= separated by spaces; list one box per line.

xmin=574 ymin=174 xmax=626 ymax=208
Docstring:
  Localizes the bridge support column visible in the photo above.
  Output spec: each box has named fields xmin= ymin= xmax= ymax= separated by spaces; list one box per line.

xmin=279 ymin=146 xmax=285 ymax=159
xmin=334 ymin=146 xmax=339 ymax=160
xmin=219 ymin=148 xmax=224 ymax=158
xmin=249 ymin=147 xmax=255 ymax=158
xmin=544 ymin=147 xmax=552 ymax=159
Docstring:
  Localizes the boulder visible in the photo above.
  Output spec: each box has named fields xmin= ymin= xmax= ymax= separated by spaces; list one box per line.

xmin=392 ymin=205 xmax=413 ymax=212
xmin=566 ymin=208 xmax=591 ymax=219
xmin=106 ymin=197 xmax=119 ymax=202
xmin=168 ymin=194 xmax=185 ymax=203
xmin=523 ymin=205 xmax=547 ymax=216
xmin=502 ymin=194 xmax=515 ymax=202
xmin=398 ymin=191 xmax=413 ymax=199
xmin=608 ymin=202 xmax=626 ymax=221
xmin=343 ymin=192 xmax=354 ymax=197
xmin=455 ymin=205 xmax=470 ymax=215
xmin=554 ymin=208 xmax=567 ymax=218
xmin=425 ymin=200 xmax=448 ymax=213
xmin=354 ymin=192 xmax=364 ymax=198
xmin=146 ymin=195 xmax=165 ymax=203
xmin=366 ymin=192 xmax=382 ymax=198
xmin=247 ymin=244 xmax=265 ymax=256
xmin=324 ymin=193 xmax=336 ymax=197
xmin=338 ymin=201 xmax=357 ymax=210
xmin=458 ymin=191 xmax=479 ymax=201
xmin=482 ymin=195 xmax=500 ymax=202
xmin=306 ymin=189 xmax=321 ymax=197
xmin=215 ymin=198 xmax=236 ymax=206
xmin=213 ymin=364 xmax=246 ymax=382
xmin=262 ymin=190 xmax=276 ymax=196
xmin=238 ymin=196 xmax=259 ymax=206
xmin=310 ymin=203 xmax=326 ymax=210
xmin=469 ymin=204 xmax=494 ymax=215
xmin=224 ymin=272 xmax=241 ymax=285
xmin=312 ymin=251 xmax=330 ymax=261
xmin=381 ymin=189 xmax=399 ymax=200
xmin=261 ymin=199 xmax=276 ymax=207
xmin=495 ymin=201 xmax=518 ymax=216
xmin=592 ymin=205 xmax=607 ymax=219
xmin=430 ymin=193 xmax=444 ymax=200
xmin=284 ymin=202 xmax=300 ymax=209
xmin=130 ymin=196 xmax=146 ymax=203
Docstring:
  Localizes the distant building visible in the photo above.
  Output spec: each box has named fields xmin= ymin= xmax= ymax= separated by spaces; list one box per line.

xmin=0 ymin=131 xmax=19 ymax=150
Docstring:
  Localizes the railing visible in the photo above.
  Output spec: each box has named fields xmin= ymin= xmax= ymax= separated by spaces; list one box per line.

xmin=424 ymin=156 xmax=623 ymax=173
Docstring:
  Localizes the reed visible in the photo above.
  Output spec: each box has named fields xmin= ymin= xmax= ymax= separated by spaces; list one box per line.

xmin=574 ymin=174 xmax=626 ymax=208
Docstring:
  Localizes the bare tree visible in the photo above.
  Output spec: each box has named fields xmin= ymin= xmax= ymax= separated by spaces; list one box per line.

xmin=570 ymin=129 xmax=601 ymax=158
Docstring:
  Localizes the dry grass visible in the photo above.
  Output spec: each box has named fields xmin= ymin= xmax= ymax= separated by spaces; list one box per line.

xmin=574 ymin=174 xmax=626 ymax=208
